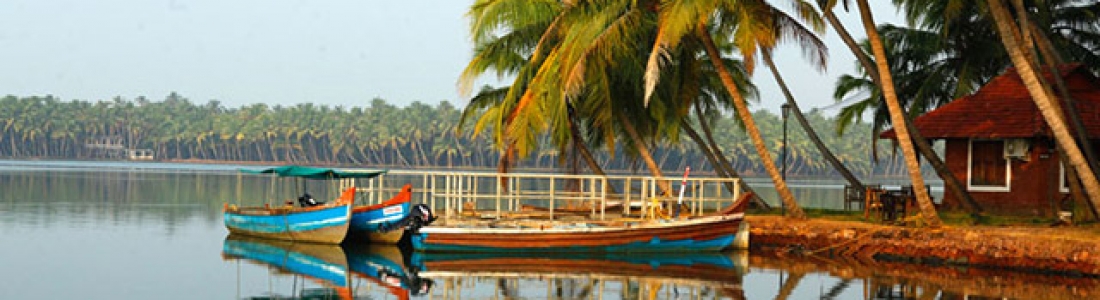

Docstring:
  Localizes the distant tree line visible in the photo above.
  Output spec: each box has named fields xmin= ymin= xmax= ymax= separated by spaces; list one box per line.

xmin=0 ymin=93 xmax=912 ymax=177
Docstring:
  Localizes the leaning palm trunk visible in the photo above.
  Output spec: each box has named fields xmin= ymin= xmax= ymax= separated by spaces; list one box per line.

xmin=776 ymin=272 xmax=806 ymax=300
xmin=904 ymin=114 xmax=984 ymax=214
xmin=697 ymin=25 xmax=805 ymax=219
xmin=988 ymin=0 xmax=1100 ymax=210
xmin=857 ymin=0 xmax=941 ymax=227
xmin=681 ymin=118 xmax=768 ymax=208
xmin=681 ymin=119 xmax=736 ymax=191
xmin=821 ymin=1 xmax=981 ymax=216
xmin=1029 ymin=23 xmax=1100 ymax=213
xmin=762 ymin=49 xmax=864 ymax=191
xmin=1059 ymin=145 xmax=1097 ymax=220
xmin=615 ymin=112 xmax=674 ymax=196
xmin=567 ymin=106 xmax=620 ymax=196
xmin=694 ymin=105 xmax=771 ymax=209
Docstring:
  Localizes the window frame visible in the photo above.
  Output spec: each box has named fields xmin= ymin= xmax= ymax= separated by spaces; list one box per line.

xmin=967 ymin=139 xmax=1011 ymax=192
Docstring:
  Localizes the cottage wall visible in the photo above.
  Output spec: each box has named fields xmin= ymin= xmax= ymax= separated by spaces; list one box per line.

xmin=941 ymin=138 xmax=1063 ymax=217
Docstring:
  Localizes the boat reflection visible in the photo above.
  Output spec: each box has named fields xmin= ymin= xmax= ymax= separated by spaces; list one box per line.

xmin=221 ymin=235 xmax=353 ymax=299
xmin=345 ymin=244 xmax=433 ymax=300
xmin=410 ymin=251 xmax=747 ymax=299
xmin=223 ymin=235 xmax=747 ymax=299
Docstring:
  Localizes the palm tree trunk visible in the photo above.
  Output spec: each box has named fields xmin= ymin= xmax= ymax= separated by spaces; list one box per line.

xmin=681 ymin=119 xmax=736 ymax=191
xmin=1010 ymin=0 xmax=1038 ymax=64
xmin=905 ymin=116 xmax=983 ymax=214
xmin=566 ymin=106 xmax=620 ymax=195
xmin=497 ymin=142 xmax=516 ymax=192
xmin=695 ymin=106 xmax=771 ymax=209
xmin=697 ymin=24 xmax=804 ymax=218
xmin=1029 ymin=23 xmax=1100 ymax=192
xmin=1059 ymin=146 xmax=1098 ymax=219
xmin=762 ymin=49 xmax=864 ymax=191
xmin=775 ymin=272 xmax=805 ymax=300
xmin=821 ymin=6 xmax=879 ymax=84
xmin=615 ymin=112 xmax=674 ymax=196
xmin=566 ymin=106 xmax=609 ymax=177
xmin=822 ymin=2 xmax=982 ymax=216
xmin=988 ymin=0 xmax=1100 ymax=210
xmin=857 ymin=0 xmax=941 ymax=227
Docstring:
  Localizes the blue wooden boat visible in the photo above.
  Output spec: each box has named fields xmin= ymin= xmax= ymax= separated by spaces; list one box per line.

xmin=224 ymin=187 xmax=355 ymax=244
xmin=350 ymin=184 xmax=413 ymax=243
xmin=224 ymin=165 xmax=389 ymax=244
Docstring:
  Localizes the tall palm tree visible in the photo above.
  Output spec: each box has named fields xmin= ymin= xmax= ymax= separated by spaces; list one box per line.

xmin=644 ymin=0 xmax=828 ymax=218
xmin=829 ymin=23 xmax=988 ymax=215
xmin=986 ymin=0 xmax=1100 ymax=210
xmin=855 ymin=0 xmax=940 ymax=226
xmin=458 ymin=0 xmax=756 ymax=197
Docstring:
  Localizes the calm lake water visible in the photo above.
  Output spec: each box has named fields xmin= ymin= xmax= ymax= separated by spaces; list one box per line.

xmin=0 ymin=160 xmax=1095 ymax=299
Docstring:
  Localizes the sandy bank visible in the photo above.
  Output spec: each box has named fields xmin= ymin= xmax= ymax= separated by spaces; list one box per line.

xmin=746 ymin=215 xmax=1100 ymax=277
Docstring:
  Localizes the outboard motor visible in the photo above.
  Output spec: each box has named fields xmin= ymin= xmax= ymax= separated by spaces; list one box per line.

xmin=379 ymin=204 xmax=436 ymax=233
xmin=297 ymin=193 xmax=324 ymax=207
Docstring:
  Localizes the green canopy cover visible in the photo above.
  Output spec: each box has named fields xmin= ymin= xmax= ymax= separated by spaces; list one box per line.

xmin=240 ymin=165 xmax=388 ymax=180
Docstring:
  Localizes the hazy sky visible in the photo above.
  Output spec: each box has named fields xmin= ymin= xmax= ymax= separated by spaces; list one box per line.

xmin=0 ymin=0 xmax=903 ymax=114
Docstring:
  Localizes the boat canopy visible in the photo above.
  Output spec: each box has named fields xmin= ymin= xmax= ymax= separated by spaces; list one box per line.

xmin=241 ymin=165 xmax=388 ymax=180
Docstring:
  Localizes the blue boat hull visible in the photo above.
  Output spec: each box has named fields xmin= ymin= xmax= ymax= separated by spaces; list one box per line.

xmin=224 ymin=203 xmax=351 ymax=244
xmin=350 ymin=202 xmax=409 ymax=243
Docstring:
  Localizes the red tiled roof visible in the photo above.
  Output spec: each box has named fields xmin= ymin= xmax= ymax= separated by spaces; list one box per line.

xmin=882 ymin=64 xmax=1100 ymax=139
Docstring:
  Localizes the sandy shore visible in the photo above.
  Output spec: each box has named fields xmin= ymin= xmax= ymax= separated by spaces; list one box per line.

xmin=746 ymin=215 xmax=1100 ymax=277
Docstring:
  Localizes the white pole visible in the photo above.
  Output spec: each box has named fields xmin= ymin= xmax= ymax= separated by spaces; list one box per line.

xmin=675 ymin=167 xmax=691 ymax=218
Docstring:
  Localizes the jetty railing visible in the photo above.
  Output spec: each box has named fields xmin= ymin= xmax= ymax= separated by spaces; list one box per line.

xmin=339 ymin=170 xmax=742 ymax=221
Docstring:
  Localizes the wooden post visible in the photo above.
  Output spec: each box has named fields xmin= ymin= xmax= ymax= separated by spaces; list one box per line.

xmin=445 ymin=173 xmax=453 ymax=219
xmin=549 ymin=177 xmax=555 ymax=220
xmin=495 ymin=173 xmax=502 ymax=220
xmin=624 ymin=177 xmax=632 ymax=216
xmin=599 ymin=177 xmax=607 ymax=220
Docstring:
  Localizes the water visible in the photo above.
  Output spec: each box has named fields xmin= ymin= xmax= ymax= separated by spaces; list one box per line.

xmin=0 ymin=160 xmax=1094 ymax=299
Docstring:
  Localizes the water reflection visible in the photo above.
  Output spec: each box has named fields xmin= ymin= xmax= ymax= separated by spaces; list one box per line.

xmin=222 ymin=235 xmax=353 ymax=299
xmin=411 ymin=251 xmax=747 ymax=299
xmin=222 ymin=236 xmax=748 ymax=299
xmin=345 ymin=244 xmax=434 ymax=299
xmin=749 ymin=252 xmax=1100 ymax=300
xmin=5 ymin=161 xmax=1099 ymax=300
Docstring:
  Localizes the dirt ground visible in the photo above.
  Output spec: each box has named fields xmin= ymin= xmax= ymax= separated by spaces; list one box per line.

xmin=746 ymin=215 xmax=1100 ymax=276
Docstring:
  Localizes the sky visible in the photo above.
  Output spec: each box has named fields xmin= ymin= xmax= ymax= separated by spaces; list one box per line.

xmin=0 ymin=0 xmax=904 ymax=115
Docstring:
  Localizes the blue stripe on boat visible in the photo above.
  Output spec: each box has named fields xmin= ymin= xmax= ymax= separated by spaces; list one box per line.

xmin=225 ymin=204 xmax=349 ymax=234
xmin=350 ymin=203 xmax=409 ymax=232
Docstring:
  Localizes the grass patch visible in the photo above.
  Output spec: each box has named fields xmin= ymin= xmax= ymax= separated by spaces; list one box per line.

xmin=750 ymin=207 xmax=1098 ymax=227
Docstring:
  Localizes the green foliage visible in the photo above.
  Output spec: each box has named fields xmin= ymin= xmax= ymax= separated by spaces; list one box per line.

xmin=0 ymin=93 xmax=906 ymax=177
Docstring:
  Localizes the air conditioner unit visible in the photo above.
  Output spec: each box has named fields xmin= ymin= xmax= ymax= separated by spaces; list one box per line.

xmin=1004 ymin=139 xmax=1030 ymax=161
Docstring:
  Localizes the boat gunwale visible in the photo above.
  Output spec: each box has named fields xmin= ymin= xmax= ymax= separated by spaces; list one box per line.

xmin=418 ymin=213 xmax=743 ymax=235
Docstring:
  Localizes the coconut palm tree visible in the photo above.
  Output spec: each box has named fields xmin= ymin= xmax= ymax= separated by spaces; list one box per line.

xmin=854 ymin=0 xmax=941 ymax=226
xmin=829 ymin=22 xmax=992 ymax=215
xmin=986 ymin=0 xmax=1100 ymax=211
xmin=643 ymin=0 xmax=831 ymax=218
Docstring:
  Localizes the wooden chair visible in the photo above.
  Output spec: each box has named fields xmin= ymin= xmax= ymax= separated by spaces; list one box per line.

xmin=863 ymin=185 xmax=884 ymax=221
xmin=844 ymin=185 xmax=865 ymax=211
xmin=898 ymin=185 xmax=932 ymax=222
